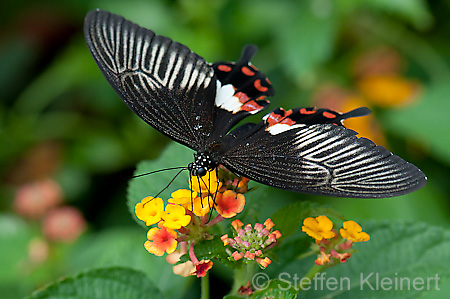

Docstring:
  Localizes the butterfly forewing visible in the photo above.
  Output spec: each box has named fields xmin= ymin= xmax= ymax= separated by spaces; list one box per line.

xmin=84 ymin=10 xmax=217 ymax=150
xmin=220 ymin=109 xmax=426 ymax=198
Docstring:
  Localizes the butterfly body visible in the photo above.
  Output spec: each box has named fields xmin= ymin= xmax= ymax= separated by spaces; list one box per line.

xmin=84 ymin=10 xmax=426 ymax=198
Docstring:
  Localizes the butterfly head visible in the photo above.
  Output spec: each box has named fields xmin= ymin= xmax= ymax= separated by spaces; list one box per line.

xmin=188 ymin=152 xmax=216 ymax=177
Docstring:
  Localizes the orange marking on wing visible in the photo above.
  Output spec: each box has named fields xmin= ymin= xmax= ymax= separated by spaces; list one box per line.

xmin=267 ymin=112 xmax=283 ymax=126
xmin=218 ymin=65 xmax=232 ymax=72
xmin=254 ymin=79 xmax=268 ymax=92
xmin=281 ymin=118 xmax=295 ymax=126
xmin=323 ymin=111 xmax=336 ymax=118
xmin=241 ymin=66 xmax=255 ymax=76
xmin=241 ymin=100 xmax=264 ymax=112
xmin=235 ymin=92 xmax=250 ymax=103
xmin=300 ymin=108 xmax=316 ymax=115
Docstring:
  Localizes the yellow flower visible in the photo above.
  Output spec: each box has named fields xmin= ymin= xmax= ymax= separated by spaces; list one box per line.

xmin=135 ymin=197 xmax=164 ymax=226
xmin=161 ymin=204 xmax=191 ymax=229
xmin=190 ymin=195 xmax=214 ymax=217
xmin=302 ymin=216 xmax=336 ymax=241
xmin=340 ymin=220 xmax=370 ymax=242
xmin=168 ymin=189 xmax=197 ymax=209
xmin=189 ymin=169 xmax=222 ymax=194
xmin=358 ymin=75 xmax=419 ymax=108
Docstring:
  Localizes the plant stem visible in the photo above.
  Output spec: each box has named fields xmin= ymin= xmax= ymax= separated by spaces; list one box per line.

xmin=296 ymin=264 xmax=326 ymax=293
xmin=230 ymin=262 xmax=256 ymax=294
xmin=201 ymin=273 xmax=210 ymax=299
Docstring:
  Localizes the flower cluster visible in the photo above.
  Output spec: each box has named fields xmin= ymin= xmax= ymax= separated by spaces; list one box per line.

xmin=302 ymin=216 xmax=370 ymax=266
xmin=221 ymin=219 xmax=281 ymax=269
xmin=135 ymin=168 xmax=251 ymax=277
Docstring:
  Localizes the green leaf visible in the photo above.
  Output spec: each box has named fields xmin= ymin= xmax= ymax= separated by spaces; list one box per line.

xmin=299 ymin=221 xmax=450 ymax=298
xmin=68 ymin=227 xmax=191 ymax=299
xmin=127 ymin=142 xmax=193 ymax=227
xmin=224 ymin=279 xmax=297 ymax=299
xmin=271 ymin=201 xmax=344 ymax=239
xmin=27 ymin=267 xmax=163 ymax=299
xmin=0 ymin=214 xmax=33 ymax=283
xmin=252 ymin=279 xmax=297 ymax=299
xmin=273 ymin=0 xmax=339 ymax=84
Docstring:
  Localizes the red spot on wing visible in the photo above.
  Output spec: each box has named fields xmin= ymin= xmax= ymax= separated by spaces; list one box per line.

xmin=254 ymin=79 xmax=268 ymax=92
xmin=235 ymin=92 xmax=250 ymax=103
xmin=323 ymin=111 xmax=337 ymax=118
xmin=241 ymin=100 xmax=264 ymax=112
xmin=281 ymin=117 xmax=296 ymax=126
xmin=218 ymin=65 xmax=232 ymax=72
xmin=267 ymin=112 xmax=283 ymax=126
xmin=300 ymin=108 xmax=316 ymax=115
xmin=241 ymin=66 xmax=255 ymax=76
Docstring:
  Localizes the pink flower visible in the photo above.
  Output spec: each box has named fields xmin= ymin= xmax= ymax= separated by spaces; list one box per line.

xmin=42 ymin=206 xmax=86 ymax=242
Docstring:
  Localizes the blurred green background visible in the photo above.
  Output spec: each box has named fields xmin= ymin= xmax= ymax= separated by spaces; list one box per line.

xmin=1 ymin=0 xmax=449 ymax=298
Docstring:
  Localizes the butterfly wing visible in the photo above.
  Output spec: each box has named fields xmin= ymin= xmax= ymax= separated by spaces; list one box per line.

xmin=210 ymin=45 xmax=274 ymax=138
xmin=219 ymin=107 xmax=427 ymax=198
xmin=84 ymin=10 xmax=217 ymax=150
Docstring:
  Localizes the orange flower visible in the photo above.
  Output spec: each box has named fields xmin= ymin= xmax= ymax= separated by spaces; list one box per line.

xmin=144 ymin=226 xmax=177 ymax=256
xmin=232 ymin=219 xmax=244 ymax=231
xmin=135 ymin=197 xmax=164 ymax=226
xmin=264 ymin=218 xmax=275 ymax=230
xmin=215 ymin=190 xmax=245 ymax=218
xmin=315 ymin=247 xmax=331 ymax=266
xmin=302 ymin=216 xmax=336 ymax=241
xmin=256 ymin=257 xmax=272 ymax=269
xmin=191 ymin=259 xmax=213 ymax=278
xmin=358 ymin=75 xmax=419 ymax=108
xmin=340 ymin=220 xmax=370 ymax=242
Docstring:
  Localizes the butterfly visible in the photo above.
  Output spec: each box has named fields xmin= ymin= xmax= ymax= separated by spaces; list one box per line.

xmin=84 ymin=9 xmax=426 ymax=198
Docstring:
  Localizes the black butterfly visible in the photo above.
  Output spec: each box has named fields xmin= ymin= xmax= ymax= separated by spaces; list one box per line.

xmin=84 ymin=10 xmax=426 ymax=198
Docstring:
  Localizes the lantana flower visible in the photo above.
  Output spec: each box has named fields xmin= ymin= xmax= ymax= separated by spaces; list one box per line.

xmin=302 ymin=216 xmax=370 ymax=266
xmin=135 ymin=196 xmax=164 ymax=226
xmin=144 ymin=225 xmax=178 ymax=256
xmin=215 ymin=190 xmax=245 ymax=218
xmin=302 ymin=216 xmax=336 ymax=241
xmin=340 ymin=220 xmax=370 ymax=242
xmin=161 ymin=204 xmax=191 ymax=229
xmin=221 ymin=218 xmax=281 ymax=269
xmin=168 ymin=189 xmax=197 ymax=209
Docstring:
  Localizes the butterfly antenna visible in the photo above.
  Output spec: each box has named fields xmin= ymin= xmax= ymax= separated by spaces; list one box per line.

xmin=152 ymin=168 xmax=186 ymax=199
xmin=208 ymin=167 xmax=221 ymax=222
xmin=132 ymin=166 xmax=187 ymax=178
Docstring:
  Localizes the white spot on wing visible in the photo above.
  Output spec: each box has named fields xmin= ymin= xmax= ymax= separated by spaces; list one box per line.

xmin=267 ymin=123 xmax=304 ymax=135
xmin=215 ymin=83 xmax=241 ymax=112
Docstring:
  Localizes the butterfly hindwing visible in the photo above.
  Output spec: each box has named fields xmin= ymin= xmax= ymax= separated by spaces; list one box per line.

xmin=211 ymin=45 xmax=274 ymax=138
xmin=84 ymin=10 xmax=217 ymax=150
xmin=220 ymin=107 xmax=426 ymax=198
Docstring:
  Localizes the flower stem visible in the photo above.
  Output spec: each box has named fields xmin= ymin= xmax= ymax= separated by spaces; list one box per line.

xmin=296 ymin=264 xmax=326 ymax=293
xmin=230 ymin=262 xmax=256 ymax=294
xmin=201 ymin=272 xmax=210 ymax=299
